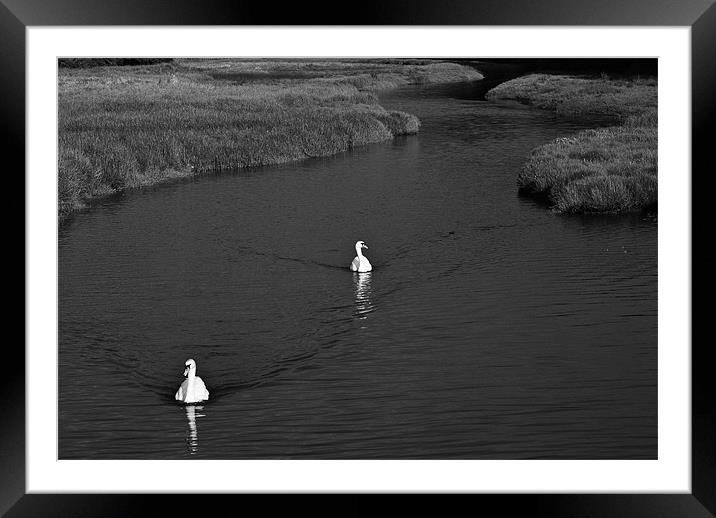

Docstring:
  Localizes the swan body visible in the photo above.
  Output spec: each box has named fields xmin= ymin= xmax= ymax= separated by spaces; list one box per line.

xmin=175 ymin=359 xmax=210 ymax=404
xmin=350 ymin=240 xmax=372 ymax=272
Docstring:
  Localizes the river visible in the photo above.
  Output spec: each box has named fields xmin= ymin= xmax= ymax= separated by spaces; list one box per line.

xmin=58 ymin=79 xmax=657 ymax=459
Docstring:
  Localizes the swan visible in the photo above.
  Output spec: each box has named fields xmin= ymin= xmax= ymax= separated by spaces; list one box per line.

xmin=175 ymin=359 xmax=210 ymax=404
xmin=350 ymin=240 xmax=373 ymax=273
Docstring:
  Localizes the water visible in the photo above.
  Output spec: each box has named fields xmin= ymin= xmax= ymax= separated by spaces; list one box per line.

xmin=58 ymin=80 xmax=657 ymax=459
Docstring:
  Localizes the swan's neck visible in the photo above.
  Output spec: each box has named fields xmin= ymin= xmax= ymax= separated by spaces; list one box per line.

xmin=356 ymin=246 xmax=364 ymax=258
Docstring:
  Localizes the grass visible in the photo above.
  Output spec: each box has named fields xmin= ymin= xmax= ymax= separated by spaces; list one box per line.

xmin=518 ymin=127 xmax=657 ymax=213
xmin=486 ymin=74 xmax=658 ymax=214
xmin=59 ymin=59 xmax=482 ymax=220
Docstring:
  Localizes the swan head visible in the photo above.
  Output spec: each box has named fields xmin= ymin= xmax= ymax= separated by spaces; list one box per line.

xmin=355 ymin=240 xmax=368 ymax=253
xmin=183 ymin=359 xmax=197 ymax=378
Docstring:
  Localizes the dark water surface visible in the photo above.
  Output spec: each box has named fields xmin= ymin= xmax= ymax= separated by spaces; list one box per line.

xmin=59 ymin=81 xmax=657 ymax=459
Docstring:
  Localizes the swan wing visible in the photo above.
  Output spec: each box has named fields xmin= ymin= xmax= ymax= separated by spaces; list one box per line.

xmin=195 ymin=377 xmax=210 ymax=401
xmin=350 ymin=256 xmax=360 ymax=271
xmin=175 ymin=379 xmax=188 ymax=401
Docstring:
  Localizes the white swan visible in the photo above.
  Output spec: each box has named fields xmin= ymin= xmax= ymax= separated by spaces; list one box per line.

xmin=175 ymin=359 xmax=210 ymax=404
xmin=350 ymin=240 xmax=373 ymax=273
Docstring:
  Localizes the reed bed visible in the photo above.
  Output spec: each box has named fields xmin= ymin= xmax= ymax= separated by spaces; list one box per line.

xmin=59 ymin=59 xmax=482 ymax=220
xmin=486 ymin=74 xmax=657 ymax=214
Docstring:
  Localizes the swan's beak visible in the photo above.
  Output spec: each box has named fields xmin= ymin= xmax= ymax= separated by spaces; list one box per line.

xmin=183 ymin=366 xmax=189 ymax=377
xmin=363 ymin=244 xmax=368 ymax=249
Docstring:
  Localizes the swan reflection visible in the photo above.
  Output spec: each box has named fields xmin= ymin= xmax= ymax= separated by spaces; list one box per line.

xmin=353 ymin=272 xmax=374 ymax=323
xmin=184 ymin=404 xmax=205 ymax=455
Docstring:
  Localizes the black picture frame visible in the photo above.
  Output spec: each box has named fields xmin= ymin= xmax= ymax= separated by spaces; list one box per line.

xmin=6 ymin=1 xmax=706 ymax=516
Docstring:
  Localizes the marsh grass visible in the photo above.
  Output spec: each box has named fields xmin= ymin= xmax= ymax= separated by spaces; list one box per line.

xmin=58 ymin=59 xmax=482 ymax=220
xmin=485 ymin=74 xmax=657 ymax=121
xmin=518 ymin=127 xmax=657 ymax=213
xmin=486 ymin=74 xmax=657 ymax=214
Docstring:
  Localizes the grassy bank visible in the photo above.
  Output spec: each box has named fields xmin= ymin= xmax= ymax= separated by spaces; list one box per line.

xmin=59 ymin=59 xmax=482 ymax=220
xmin=486 ymin=74 xmax=657 ymax=214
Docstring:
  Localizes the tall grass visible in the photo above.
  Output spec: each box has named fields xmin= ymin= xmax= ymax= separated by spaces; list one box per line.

xmin=485 ymin=74 xmax=657 ymax=121
xmin=486 ymin=74 xmax=657 ymax=214
xmin=58 ymin=59 xmax=482 ymax=220
xmin=518 ymin=127 xmax=657 ymax=213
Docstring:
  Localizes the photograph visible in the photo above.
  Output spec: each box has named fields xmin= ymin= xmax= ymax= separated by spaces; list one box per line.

xmin=7 ymin=5 xmax=704 ymax=512
xmin=57 ymin=56 xmax=659 ymax=460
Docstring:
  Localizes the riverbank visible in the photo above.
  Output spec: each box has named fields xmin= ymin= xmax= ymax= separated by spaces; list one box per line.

xmin=486 ymin=74 xmax=657 ymax=214
xmin=59 ymin=59 xmax=482 ymax=221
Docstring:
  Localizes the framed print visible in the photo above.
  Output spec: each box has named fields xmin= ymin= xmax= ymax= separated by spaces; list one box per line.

xmin=7 ymin=0 xmax=706 ymax=516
